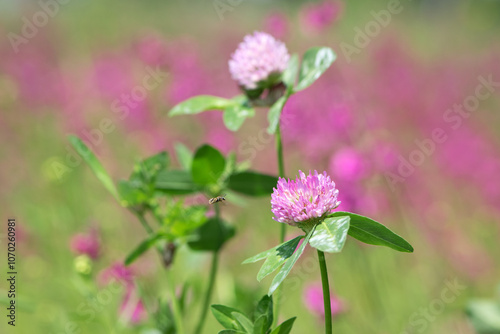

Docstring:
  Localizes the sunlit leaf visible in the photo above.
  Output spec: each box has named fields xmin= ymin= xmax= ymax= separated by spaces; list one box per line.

xmin=267 ymin=96 xmax=287 ymax=134
xmin=309 ymin=216 xmax=350 ymax=253
xmin=169 ymin=95 xmax=236 ymax=116
xmin=295 ymin=47 xmax=336 ymax=91
xmin=329 ymin=211 xmax=414 ymax=253
xmin=268 ymin=230 xmax=313 ymax=295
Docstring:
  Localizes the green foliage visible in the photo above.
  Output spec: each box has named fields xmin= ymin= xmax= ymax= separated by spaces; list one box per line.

xmin=68 ymin=135 xmax=119 ymax=201
xmin=187 ymin=217 xmax=235 ymax=252
xmin=329 ymin=211 xmax=414 ymax=253
xmin=191 ymin=144 xmax=226 ymax=187
xmin=155 ymin=170 xmax=199 ymax=195
xmin=125 ymin=233 xmax=165 ymax=265
xmin=269 ymin=317 xmax=296 ymax=334
xmin=282 ymin=53 xmax=299 ymax=93
xmin=169 ymin=95 xmax=236 ymax=116
xmin=466 ymin=300 xmax=500 ymax=333
xmin=174 ymin=143 xmax=193 ymax=170
xmin=223 ymin=96 xmax=256 ymax=131
xmin=256 ymin=237 xmax=302 ymax=282
xmin=211 ymin=295 xmax=296 ymax=334
xmin=295 ymin=47 xmax=336 ymax=92
xmin=268 ymin=229 xmax=313 ymax=295
xmin=228 ymin=171 xmax=278 ymax=196
xmin=267 ymin=96 xmax=288 ymax=134
xmin=309 ymin=216 xmax=350 ymax=253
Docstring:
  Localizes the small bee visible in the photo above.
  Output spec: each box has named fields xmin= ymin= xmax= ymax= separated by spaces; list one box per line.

xmin=209 ymin=194 xmax=226 ymax=205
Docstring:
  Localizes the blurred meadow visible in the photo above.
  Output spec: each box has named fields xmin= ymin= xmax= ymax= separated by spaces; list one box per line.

xmin=1 ymin=0 xmax=500 ymax=333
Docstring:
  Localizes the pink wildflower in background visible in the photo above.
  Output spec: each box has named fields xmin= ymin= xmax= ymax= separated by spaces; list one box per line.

xmin=70 ymin=229 xmax=101 ymax=260
xmin=229 ymin=31 xmax=290 ymax=89
xmin=120 ymin=286 xmax=147 ymax=324
xmin=264 ymin=13 xmax=289 ymax=40
xmin=271 ymin=170 xmax=341 ymax=226
xmin=329 ymin=147 xmax=367 ymax=182
xmin=98 ymin=262 xmax=135 ymax=288
xmin=304 ymin=284 xmax=343 ymax=317
xmin=300 ymin=1 xmax=343 ymax=33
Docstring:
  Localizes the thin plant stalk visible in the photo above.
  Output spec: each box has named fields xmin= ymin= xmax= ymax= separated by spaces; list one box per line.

xmin=194 ymin=204 xmax=221 ymax=334
xmin=135 ymin=212 xmax=185 ymax=334
xmin=135 ymin=212 xmax=154 ymax=235
xmin=166 ymin=268 xmax=186 ymax=334
xmin=318 ymin=250 xmax=332 ymax=334
xmin=273 ymin=121 xmax=287 ymax=327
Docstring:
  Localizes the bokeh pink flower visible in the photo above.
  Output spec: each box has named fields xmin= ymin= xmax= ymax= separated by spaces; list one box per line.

xmin=70 ymin=229 xmax=101 ymax=260
xmin=300 ymin=1 xmax=343 ymax=33
xmin=304 ymin=284 xmax=343 ymax=317
xmin=229 ymin=31 xmax=290 ymax=89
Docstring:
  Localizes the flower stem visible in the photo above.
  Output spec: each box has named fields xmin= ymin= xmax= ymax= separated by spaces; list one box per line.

xmin=166 ymin=268 xmax=186 ymax=334
xmin=317 ymin=250 xmax=332 ymax=334
xmin=276 ymin=123 xmax=286 ymax=243
xmin=194 ymin=204 xmax=221 ymax=334
xmin=274 ymin=122 xmax=287 ymax=327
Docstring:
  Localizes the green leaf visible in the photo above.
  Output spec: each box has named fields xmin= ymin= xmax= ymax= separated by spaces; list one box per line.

xmin=117 ymin=180 xmax=148 ymax=208
xmin=68 ymin=135 xmax=119 ymax=201
xmin=125 ymin=234 xmax=164 ymax=265
xmin=174 ymin=143 xmax=193 ymax=170
xmin=253 ymin=315 xmax=269 ymax=334
xmin=191 ymin=144 xmax=226 ymax=187
xmin=466 ymin=300 xmax=500 ymax=332
xmin=254 ymin=295 xmax=273 ymax=332
xmin=169 ymin=95 xmax=236 ymax=116
xmin=187 ymin=217 xmax=235 ymax=252
xmin=228 ymin=172 xmax=279 ymax=196
xmin=330 ymin=212 xmax=414 ymax=253
xmin=155 ymin=170 xmax=199 ymax=195
xmin=295 ymin=47 xmax=336 ymax=92
xmin=309 ymin=216 xmax=350 ymax=253
xmin=143 ymin=151 xmax=169 ymax=173
xmin=223 ymin=103 xmax=256 ymax=132
xmin=232 ymin=312 xmax=254 ymax=333
xmin=268 ymin=230 xmax=313 ymax=295
xmin=282 ymin=54 xmax=299 ymax=92
xmin=167 ymin=205 xmax=208 ymax=239
xmin=218 ymin=331 xmax=246 ymax=334
xmin=270 ymin=317 xmax=296 ymax=334
xmin=211 ymin=305 xmax=246 ymax=331
xmin=267 ymin=96 xmax=287 ymax=134
xmin=242 ymin=236 xmax=303 ymax=264
xmin=129 ymin=152 xmax=170 ymax=185
xmin=257 ymin=237 xmax=302 ymax=281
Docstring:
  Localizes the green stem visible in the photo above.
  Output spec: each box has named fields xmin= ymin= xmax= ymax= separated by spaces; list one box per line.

xmin=194 ymin=205 xmax=221 ymax=334
xmin=135 ymin=212 xmax=154 ymax=235
xmin=135 ymin=212 xmax=184 ymax=333
xmin=317 ymin=250 xmax=332 ymax=334
xmin=273 ymin=122 xmax=287 ymax=327
xmin=166 ymin=268 xmax=186 ymax=334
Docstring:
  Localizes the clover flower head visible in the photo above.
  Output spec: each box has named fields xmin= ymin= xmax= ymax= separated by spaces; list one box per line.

xmin=229 ymin=31 xmax=290 ymax=90
xmin=271 ymin=170 xmax=341 ymax=226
